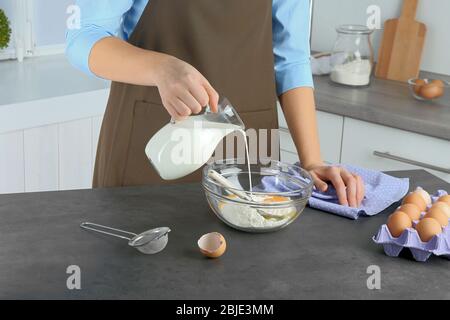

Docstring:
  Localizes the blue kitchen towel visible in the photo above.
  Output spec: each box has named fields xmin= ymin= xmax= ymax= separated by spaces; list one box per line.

xmin=256 ymin=164 xmax=410 ymax=220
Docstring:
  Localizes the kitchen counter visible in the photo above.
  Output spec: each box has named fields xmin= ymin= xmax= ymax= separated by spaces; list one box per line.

xmin=0 ymin=169 xmax=449 ymax=299
xmin=314 ymin=72 xmax=450 ymax=141
xmin=0 ymin=54 xmax=109 ymax=107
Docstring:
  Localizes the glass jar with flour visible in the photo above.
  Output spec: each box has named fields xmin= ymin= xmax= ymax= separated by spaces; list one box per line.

xmin=330 ymin=25 xmax=374 ymax=86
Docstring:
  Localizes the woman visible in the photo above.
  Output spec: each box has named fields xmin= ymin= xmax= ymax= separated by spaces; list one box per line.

xmin=66 ymin=0 xmax=364 ymax=207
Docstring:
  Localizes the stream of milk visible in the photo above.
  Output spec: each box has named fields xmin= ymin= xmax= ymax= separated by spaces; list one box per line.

xmin=238 ymin=129 xmax=253 ymax=193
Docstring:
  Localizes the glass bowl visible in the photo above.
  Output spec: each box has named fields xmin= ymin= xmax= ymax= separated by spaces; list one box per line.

xmin=408 ymin=78 xmax=449 ymax=102
xmin=202 ymin=159 xmax=313 ymax=233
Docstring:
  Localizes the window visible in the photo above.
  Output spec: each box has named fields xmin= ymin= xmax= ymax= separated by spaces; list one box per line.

xmin=0 ymin=0 xmax=72 ymax=61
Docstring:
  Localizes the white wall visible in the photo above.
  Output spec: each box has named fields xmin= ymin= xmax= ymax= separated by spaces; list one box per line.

xmin=3 ymin=0 xmax=449 ymax=74
xmin=312 ymin=0 xmax=450 ymax=75
xmin=0 ymin=0 xmax=71 ymax=57
xmin=33 ymin=0 xmax=72 ymax=46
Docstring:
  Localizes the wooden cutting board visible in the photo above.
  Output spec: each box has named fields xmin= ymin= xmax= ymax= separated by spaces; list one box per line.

xmin=375 ymin=0 xmax=427 ymax=82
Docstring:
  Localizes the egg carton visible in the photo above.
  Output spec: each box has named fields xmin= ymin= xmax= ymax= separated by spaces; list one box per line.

xmin=373 ymin=190 xmax=449 ymax=262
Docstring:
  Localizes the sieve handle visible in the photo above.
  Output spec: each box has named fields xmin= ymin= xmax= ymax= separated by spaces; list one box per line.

xmin=80 ymin=222 xmax=137 ymax=241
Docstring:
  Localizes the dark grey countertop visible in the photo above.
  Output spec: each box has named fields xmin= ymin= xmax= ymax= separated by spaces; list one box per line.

xmin=314 ymin=72 xmax=450 ymax=141
xmin=0 ymin=169 xmax=449 ymax=300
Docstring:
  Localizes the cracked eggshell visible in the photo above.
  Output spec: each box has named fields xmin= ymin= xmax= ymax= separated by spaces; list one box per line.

xmin=198 ymin=232 xmax=226 ymax=258
xmin=414 ymin=188 xmax=432 ymax=206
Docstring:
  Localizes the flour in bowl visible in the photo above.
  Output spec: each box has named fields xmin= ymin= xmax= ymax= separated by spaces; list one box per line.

xmin=218 ymin=195 xmax=297 ymax=229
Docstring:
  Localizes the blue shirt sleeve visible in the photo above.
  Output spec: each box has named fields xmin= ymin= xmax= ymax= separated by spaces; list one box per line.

xmin=65 ymin=0 xmax=136 ymax=76
xmin=66 ymin=0 xmax=314 ymax=94
xmin=272 ymin=0 xmax=314 ymax=95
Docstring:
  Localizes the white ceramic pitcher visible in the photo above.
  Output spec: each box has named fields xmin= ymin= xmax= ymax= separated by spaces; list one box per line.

xmin=145 ymin=97 xmax=245 ymax=180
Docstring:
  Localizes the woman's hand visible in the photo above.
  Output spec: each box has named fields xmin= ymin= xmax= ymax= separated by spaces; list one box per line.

xmin=278 ymin=88 xmax=365 ymax=207
xmin=305 ymin=163 xmax=365 ymax=208
xmin=155 ymin=55 xmax=219 ymax=120
xmin=87 ymin=38 xmax=218 ymax=120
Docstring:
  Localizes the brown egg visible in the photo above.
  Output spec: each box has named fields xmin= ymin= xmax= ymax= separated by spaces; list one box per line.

xmin=438 ymin=195 xmax=450 ymax=206
xmin=413 ymin=79 xmax=426 ymax=95
xmin=431 ymin=202 xmax=450 ymax=219
xmin=431 ymin=79 xmax=445 ymax=87
xmin=420 ymin=82 xmax=445 ymax=99
xmin=402 ymin=193 xmax=427 ymax=212
xmin=425 ymin=207 xmax=449 ymax=227
xmin=415 ymin=218 xmax=442 ymax=242
xmin=414 ymin=188 xmax=431 ymax=206
xmin=198 ymin=232 xmax=226 ymax=258
xmin=387 ymin=211 xmax=412 ymax=238
xmin=398 ymin=203 xmax=421 ymax=221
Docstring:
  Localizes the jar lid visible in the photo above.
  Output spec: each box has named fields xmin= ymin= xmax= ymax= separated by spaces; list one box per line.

xmin=336 ymin=24 xmax=373 ymax=35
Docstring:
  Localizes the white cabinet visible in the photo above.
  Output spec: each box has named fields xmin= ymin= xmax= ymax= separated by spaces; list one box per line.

xmin=92 ymin=116 xmax=103 ymax=163
xmin=277 ymin=103 xmax=288 ymax=129
xmin=280 ymin=150 xmax=300 ymax=164
xmin=315 ymin=111 xmax=344 ymax=164
xmin=59 ymin=119 xmax=94 ymax=190
xmin=0 ymin=131 xmax=25 ymax=194
xmin=277 ymin=104 xmax=344 ymax=164
xmin=0 ymin=89 xmax=108 ymax=194
xmin=24 ymin=125 xmax=59 ymax=192
xmin=277 ymin=107 xmax=450 ymax=183
xmin=341 ymin=118 xmax=450 ymax=183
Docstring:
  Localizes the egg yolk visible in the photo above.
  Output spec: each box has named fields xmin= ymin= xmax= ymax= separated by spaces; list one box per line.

xmin=263 ymin=196 xmax=290 ymax=203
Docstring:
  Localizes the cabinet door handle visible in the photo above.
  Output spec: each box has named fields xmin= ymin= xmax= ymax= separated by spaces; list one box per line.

xmin=373 ymin=151 xmax=450 ymax=174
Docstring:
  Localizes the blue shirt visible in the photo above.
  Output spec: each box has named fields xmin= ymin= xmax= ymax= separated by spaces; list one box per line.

xmin=66 ymin=0 xmax=313 ymax=95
